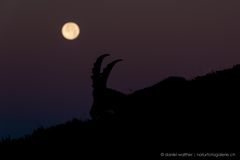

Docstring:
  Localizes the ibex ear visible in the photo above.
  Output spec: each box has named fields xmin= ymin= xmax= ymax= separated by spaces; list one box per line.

xmin=102 ymin=59 xmax=123 ymax=85
xmin=92 ymin=54 xmax=110 ymax=79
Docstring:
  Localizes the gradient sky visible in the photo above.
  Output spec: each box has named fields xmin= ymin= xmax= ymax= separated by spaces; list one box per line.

xmin=1 ymin=0 xmax=240 ymax=137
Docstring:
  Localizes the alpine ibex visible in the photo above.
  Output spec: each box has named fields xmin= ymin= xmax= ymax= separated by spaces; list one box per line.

xmin=90 ymin=54 xmax=187 ymax=120
xmin=90 ymin=54 xmax=127 ymax=120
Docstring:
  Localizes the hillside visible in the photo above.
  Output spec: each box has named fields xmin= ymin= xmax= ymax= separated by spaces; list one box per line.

xmin=1 ymin=61 xmax=239 ymax=155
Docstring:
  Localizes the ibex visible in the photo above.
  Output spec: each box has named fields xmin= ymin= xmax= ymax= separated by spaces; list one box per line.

xmin=90 ymin=54 xmax=127 ymax=120
xmin=90 ymin=54 xmax=188 ymax=120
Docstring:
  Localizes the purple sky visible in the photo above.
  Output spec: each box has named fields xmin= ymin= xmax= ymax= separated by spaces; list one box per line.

xmin=1 ymin=0 xmax=240 ymax=137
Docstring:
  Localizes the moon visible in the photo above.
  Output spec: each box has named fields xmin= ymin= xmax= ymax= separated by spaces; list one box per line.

xmin=61 ymin=22 xmax=80 ymax=40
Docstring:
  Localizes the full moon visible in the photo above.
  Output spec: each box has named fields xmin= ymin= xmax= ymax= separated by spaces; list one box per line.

xmin=61 ymin=22 xmax=80 ymax=40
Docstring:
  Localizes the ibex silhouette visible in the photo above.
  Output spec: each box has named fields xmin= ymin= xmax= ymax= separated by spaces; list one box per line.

xmin=90 ymin=54 xmax=127 ymax=119
xmin=90 ymin=54 xmax=187 ymax=120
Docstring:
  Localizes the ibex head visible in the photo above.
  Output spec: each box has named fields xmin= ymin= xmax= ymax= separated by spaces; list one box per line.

xmin=90 ymin=54 xmax=126 ymax=120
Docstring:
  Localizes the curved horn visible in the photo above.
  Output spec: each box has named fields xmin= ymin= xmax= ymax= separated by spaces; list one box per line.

xmin=92 ymin=54 xmax=110 ymax=78
xmin=102 ymin=59 xmax=123 ymax=86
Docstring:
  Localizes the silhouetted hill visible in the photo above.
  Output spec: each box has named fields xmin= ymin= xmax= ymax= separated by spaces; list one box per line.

xmin=1 ymin=59 xmax=239 ymax=156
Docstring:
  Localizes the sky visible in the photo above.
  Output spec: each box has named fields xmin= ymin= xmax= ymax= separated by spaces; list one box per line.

xmin=1 ymin=0 xmax=240 ymax=137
